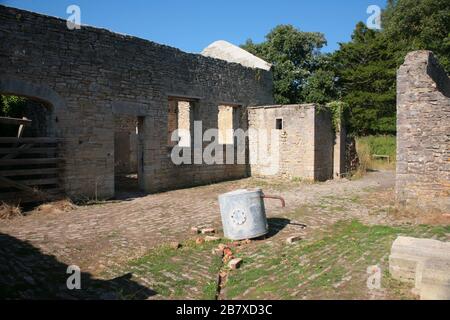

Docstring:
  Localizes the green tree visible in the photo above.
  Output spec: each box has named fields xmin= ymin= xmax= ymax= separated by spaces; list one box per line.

xmin=0 ymin=95 xmax=28 ymax=136
xmin=383 ymin=0 xmax=450 ymax=72
xmin=333 ymin=23 xmax=397 ymax=135
xmin=241 ymin=25 xmax=331 ymax=104
xmin=1 ymin=95 xmax=27 ymax=118
xmin=303 ymin=69 xmax=337 ymax=105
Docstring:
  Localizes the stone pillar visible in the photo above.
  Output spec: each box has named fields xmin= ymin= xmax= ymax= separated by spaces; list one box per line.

xmin=396 ymin=51 xmax=450 ymax=212
xmin=333 ymin=115 xmax=346 ymax=179
xmin=140 ymin=116 xmax=158 ymax=193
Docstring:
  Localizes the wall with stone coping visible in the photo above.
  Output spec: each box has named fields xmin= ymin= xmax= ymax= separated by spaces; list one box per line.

xmin=396 ymin=50 xmax=450 ymax=212
xmin=0 ymin=5 xmax=273 ymax=198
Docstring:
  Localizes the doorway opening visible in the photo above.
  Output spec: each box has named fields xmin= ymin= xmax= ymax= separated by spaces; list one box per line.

xmin=113 ymin=114 xmax=143 ymax=197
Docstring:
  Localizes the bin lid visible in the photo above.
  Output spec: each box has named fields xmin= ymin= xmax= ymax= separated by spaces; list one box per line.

xmin=219 ymin=188 xmax=262 ymax=198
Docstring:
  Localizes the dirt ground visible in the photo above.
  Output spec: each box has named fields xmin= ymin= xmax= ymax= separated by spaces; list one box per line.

xmin=0 ymin=170 xmax=448 ymax=299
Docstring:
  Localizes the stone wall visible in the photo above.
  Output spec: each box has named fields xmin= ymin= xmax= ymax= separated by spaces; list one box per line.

xmin=23 ymin=101 xmax=54 ymax=137
xmin=396 ymin=51 xmax=450 ymax=212
xmin=248 ymin=104 xmax=338 ymax=181
xmin=333 ymin=115 xmax=346 ymax=178
xmin=314 ymin=109 xmax=334 ymax=181
xmin=0 ymin=5 xmax=273 ymax=199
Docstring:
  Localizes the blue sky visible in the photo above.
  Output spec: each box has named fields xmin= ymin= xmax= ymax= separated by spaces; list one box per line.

xmin=1 ymin=0 xmax=387 ymax=53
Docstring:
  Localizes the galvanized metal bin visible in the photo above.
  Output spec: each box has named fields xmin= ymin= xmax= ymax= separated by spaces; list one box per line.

xmin=218 ymin=188 xmax=286 ymax=241
xmin=218 ymin=188 xmax=267 ymax=240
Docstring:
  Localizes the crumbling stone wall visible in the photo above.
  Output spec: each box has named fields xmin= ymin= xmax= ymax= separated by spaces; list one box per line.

xmin=0 ymin=5 xmax=273 ymax=199
xmin=248 ymin=104 xmax=339 ymax=181
xmin=396 ymin=51 xmax=450 ymax=212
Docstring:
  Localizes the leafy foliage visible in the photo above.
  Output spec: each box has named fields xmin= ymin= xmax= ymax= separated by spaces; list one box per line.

xmin=241 ymin=1 xmax=449 ymax=136
xmin=1 ymin=95 xmax=27 ymax=118
xmin=333 ymin=23 xmax=397 ymax=135
xmin=333 ymin=0 xmax=449 ymax=135
xmin=326 ymin=101 xmax=349 ymax=133
xmin=0 ymin=95 xmax=28 ymax=136
xmin=241 ymin=25 xmax=331 ymax=104
xmin=303 ymin=69 xmax=338 ymax=105
xmin=383 ymin=0 xmax=450 ymax=72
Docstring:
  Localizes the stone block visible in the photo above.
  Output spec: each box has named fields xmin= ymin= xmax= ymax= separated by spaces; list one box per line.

xmin=286 ymin=235 xmax=302 ymax=244
xmin=228 ymin=258 xmax=243 ymax=270
xmin=420 ymin=259 xmax=450 ymax=300
xmin=389 ymin=236 xmax=450 ymax=283
xmin=190 ymin=227 xmax=200 ymax=234
xmin=200 ymin=228 xmax=216 ymax=235
xmin=205 ymin=236 xmax=220 ymax=242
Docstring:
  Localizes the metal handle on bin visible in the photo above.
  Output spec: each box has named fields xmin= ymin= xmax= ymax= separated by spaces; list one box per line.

xmin=261 ymin=194 xmax=285 ymax=208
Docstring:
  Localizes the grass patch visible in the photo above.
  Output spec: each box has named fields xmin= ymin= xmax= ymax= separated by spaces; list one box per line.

xmin=223 ymin=220 xmax=448 ymax=300
xmin=125 ymin=239 xmax=223 ymax=299
xmin=106 ymin=221 xmax=449 ymax=300
xmin=356 ymin=135 xmax=396 ymax=172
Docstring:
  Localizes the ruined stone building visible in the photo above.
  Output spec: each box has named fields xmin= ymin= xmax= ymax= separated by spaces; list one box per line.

xmin=0 ymin=5 xmax=344 ymax=201
xmin=396 ymin=51 xmax=450 ymax=212
xmin=248 ymin=104 xmax=345 ymax=181
xmin=0 ymin=5 xmax=274 ymax=199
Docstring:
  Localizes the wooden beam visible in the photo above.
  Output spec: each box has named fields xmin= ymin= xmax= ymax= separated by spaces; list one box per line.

xmin=14 ymin=178 xmax=59 ymax=186
xmin=0 ymin=188 xmax=63 ymax=202
xmin=1 ymin=143 xmax=34 ymax=160
xmin=0 ymin=168 xmax=60 ymax=177
xmin=0 ymin=147 xmax=57 ymax=154
xmin=372 ymin=154 xmax=391 ymax=163
xmin=0 ymin=137 xmax=63 ymax=144
xmin=0 ymin=176 xmax=50 ymax=198
xmin=0 ymin=116 xmax=32 ymax=126
xmin=0 ymin=158 xmax=63 ymax=166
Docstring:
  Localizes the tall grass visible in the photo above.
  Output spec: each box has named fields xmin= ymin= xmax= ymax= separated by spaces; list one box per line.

xmin=0 ymin=202 xmax=23 ymax=219
xmin=355 ymin=135 xmax=396 ymax=172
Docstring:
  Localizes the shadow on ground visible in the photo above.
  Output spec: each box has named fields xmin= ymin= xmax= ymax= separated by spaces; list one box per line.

xmin=0 ymin=233 xmax=156 ymax=299
xmin=266 ymin=218 xmax=307 ymax=238
xmin=114 ymin=174 xmax=148 ymax=201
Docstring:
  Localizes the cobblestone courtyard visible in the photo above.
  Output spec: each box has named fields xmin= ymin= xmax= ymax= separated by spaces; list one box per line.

xmin=1 ymin=171 xmax=448 ymax=299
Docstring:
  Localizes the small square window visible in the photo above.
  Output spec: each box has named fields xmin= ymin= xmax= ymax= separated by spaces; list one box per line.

xmin=276 ymin=118 xmax=283 ymax=130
